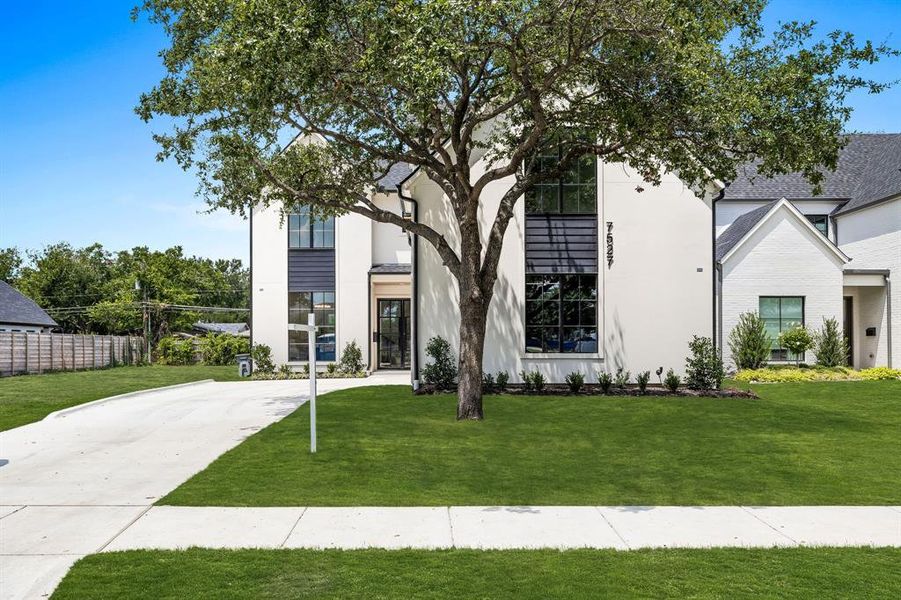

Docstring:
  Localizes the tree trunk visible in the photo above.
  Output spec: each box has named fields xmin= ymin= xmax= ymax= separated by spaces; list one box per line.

xmin=456 ymin=296 xmax=487 ymax=420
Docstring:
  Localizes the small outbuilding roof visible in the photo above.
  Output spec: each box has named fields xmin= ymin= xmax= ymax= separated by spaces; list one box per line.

xmin=369 ymin=263 xmax=412 ymax=275
xmin=0 ymin=281 xmax=58 ymax=328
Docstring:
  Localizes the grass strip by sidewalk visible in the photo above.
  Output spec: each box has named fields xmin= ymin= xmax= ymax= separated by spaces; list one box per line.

xmin=160 ymin=380 xmax=901 ymax=506
xmin=0 ymin=365 xmax=241 ymax=431
xmin=52 ymin=547 xmax=901 ymax=599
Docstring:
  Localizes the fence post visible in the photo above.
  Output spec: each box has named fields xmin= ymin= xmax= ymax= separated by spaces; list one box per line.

xmin=38 ymin=334 xmax=43 ymax=374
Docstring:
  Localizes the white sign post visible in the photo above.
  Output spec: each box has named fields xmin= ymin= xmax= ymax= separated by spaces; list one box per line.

xmin=288 ymin=313 xmax=318 ymax=453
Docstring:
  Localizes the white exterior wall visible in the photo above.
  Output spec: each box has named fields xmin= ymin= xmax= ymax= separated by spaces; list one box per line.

xmin=414 ymin=157 xmax=713 ymax=383
xmin=372 ymin=193 xmax=412 ymax=265
xmin=335 ymin=211 xmax=373 ymax=365
xmin=837 ymin=198 xmax=900 ymax=367
xmin=251 ymin=203 xmax=290 ymax=365
xmin=720 ymin=209 xmax=845 ymax=369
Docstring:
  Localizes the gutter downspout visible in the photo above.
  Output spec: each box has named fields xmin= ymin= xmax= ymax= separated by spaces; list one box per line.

xmin=886 ymin=274 xmax=893 ymax=368
xmin=397 ymin=184 xmax=420 ymax=389
xmin=248 ymin=205 xmax=254 ymax=353
xmin=716 ymin=263 xmax=724 ymax=361
xmin=711 ymin=190 xmax=723 ymax=356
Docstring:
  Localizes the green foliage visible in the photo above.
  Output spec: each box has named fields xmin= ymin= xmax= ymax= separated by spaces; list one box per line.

xmin=735 ymin=366 xmax=901 ymax=383
xmin=614 ymin=368 xmax=630 ymax=389
xmin=481 ymin=372 xmax=495 ymax=391
xmin=326 ymin=362 xmax=339 ymax=376
xmin=685 ymin=336 xmax=724 ymax=390
xmin=338 ymin=341 xmax=365 ymax=375
xmin=251 ymin=344 xmax=275 ymax=375
xmin=155 ymin=336 xmax=197 ymax=366
xmin=277 ymin=364 xmax=292 ymax=378
xmin=0 ymin=247 xmax=22 ymax=283
xmin=565 ymin=371 xmax=584 ymax=393
xmin=813 ymin=318 xmax=849 ymax=368
xmin=636 ymin=371 xmax=651 ymax=394
xmin=495 ymin=371 xmax=509 ymax=392
xmin=520 ymin=370 xmax=547 ymax=394
xmin=422 ymin=336 xmax=457 ymax=389
xmin=779 ymin=326 xmax=814 ymax=367
xmin=11 ymin=242 xmax=247 ymax=337
xmin=199 ymin=333 xmax=250 ymax=366
xmin=728 ymin=311 xmax=771 ymax=370
xmin=596 ymin=372 xmax=614 ymax=394
xmin=664 ymin=369 xmax=682 ymax=393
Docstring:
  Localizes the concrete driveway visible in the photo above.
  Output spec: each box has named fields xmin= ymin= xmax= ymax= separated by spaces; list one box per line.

xmin=0 ymin=372 xmax=408 ymax=599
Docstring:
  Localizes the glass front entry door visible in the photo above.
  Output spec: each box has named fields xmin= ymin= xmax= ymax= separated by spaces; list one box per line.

xmin=378 ymin=299 xmax=411 ymax=369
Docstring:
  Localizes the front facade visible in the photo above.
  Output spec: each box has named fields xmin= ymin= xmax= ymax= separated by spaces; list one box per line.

xmin=252 ymin=133 xmax=899 ymax=382
xmin=715 ymin=134 xmax=900 ymax=370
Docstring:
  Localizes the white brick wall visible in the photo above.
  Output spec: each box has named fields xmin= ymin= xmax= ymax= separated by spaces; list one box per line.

xmin=721 ymin=207 xmax=845 ymax=369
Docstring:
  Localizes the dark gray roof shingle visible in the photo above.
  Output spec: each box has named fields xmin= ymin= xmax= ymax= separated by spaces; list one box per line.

xmin=369 ymin=263 xmax=412 ymax=275
xmin=721 ymin=134 xmax=901 ymax=215
xmin=0 ymin=281 xmax=58 ymax=328
xmin=376 ymin=162 xmax=415 ymax=192
xmin=715 ymin=201 xmax=777 ymax=262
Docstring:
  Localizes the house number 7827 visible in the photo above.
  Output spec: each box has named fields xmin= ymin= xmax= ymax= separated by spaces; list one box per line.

xmin=606 ymin=221 xmax=614 ymax=268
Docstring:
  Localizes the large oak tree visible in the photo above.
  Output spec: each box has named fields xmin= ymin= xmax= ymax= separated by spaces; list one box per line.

xmin=138 ymin=0 xmax=894 ymax=419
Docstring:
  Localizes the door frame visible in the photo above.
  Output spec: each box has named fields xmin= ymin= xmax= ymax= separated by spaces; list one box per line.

xmin=376 ymin=298 xmax=411 ymax=370
xmin=843 ymin=295 xmax=854 ymax=367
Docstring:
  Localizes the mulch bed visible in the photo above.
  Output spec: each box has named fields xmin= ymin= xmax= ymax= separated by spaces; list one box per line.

xmin=415 ymin=384 xmax=758 ymax=399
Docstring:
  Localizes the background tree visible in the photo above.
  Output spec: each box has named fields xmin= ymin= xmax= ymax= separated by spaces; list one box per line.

xmin=0 ymin=247 xmax=22 ymax=284
xmin=138 ymin=0 xmax=895 ymax=419
xmin=14 ymin=243 xmax=248 ymax=340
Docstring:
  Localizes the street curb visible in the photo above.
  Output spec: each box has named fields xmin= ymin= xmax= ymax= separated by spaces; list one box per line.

xmin=45 ymin=379 xmax=217 ymax=421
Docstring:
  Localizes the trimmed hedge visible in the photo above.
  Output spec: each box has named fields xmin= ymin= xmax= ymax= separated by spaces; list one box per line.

xmin=735 ymin=366 xmax=901 ymax=383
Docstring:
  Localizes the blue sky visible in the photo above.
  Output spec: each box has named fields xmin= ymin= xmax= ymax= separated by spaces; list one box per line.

xmin=1 ymin=1 xmax=899 ymax=263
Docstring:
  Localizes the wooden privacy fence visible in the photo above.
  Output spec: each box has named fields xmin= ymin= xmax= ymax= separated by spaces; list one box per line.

xmin=0 ymin=332 xmax=145 ymax=377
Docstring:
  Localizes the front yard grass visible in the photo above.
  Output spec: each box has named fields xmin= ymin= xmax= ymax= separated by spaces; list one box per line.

xmin=0 ymin=365 xmax=242 ymax=431
xmin=160 ymin=380 xmax=901 ymax=506
xmin=52 ymin=547 xmax=901 ymax=599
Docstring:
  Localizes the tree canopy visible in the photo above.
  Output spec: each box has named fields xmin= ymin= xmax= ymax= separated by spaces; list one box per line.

xmin=137 ymin=0 xmax=896 ymax=418
xmin=5 ymin=243 xmax=247 ymax=339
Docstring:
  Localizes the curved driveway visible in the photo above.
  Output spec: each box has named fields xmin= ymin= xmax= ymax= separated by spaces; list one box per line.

xmin=0 ymin=372 xmax=408 ymax=599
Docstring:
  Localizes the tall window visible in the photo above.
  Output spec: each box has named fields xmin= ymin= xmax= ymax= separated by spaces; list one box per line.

xmin=288 ymin=291 xmax=336 ymax=361
xmin=288 ymin=208 xmax=335 ymax=248
xmin=760 ymin=296 xmax=804 ymax=361
xmin=806 ymin=215 xmax=828 ymax=237
xmin=526 ymin=275 xmax=597 ymax=353
xmin=525 ymin=148 xmax=597 ymax=214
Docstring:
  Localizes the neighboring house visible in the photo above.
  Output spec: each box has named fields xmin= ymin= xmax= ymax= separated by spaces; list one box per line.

xmin=252 ymin=132 xmax=898 ymax=383
xmin=0 ymin=281 xmax=58 ymax=333
xmin=192 ymin=322 xmax=250 ymax=337
xmin=715 ymin=134 xmax=900 ymax=369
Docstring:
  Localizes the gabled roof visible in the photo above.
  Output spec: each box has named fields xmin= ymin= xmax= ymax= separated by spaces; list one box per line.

xmin=721 ymin=134 xmax=901 ymax=216
xmin=0 ymin=281 xmax=58 ymax=328
xmin=376 ymin=162 xmax=415 ymax=192
xmin=716 ymin=198 xmax=850 ymax=265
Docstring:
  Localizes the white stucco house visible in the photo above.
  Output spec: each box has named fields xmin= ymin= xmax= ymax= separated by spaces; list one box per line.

xmin=251 ymin=132 xmax=898 ymax=385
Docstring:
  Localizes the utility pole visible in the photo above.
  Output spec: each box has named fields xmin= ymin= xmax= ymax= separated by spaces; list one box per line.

xmin=136 ymin=279 xmax=150 ymax=362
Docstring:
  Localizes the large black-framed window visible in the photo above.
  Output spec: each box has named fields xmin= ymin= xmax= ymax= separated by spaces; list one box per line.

xmin=525 ymin=147 xmax=597 ymax=215
xmin=288 ymin=208 xmax=335 ymax=248
xmin=805 ymin=214 xmax=828 ymax=237
xmin=526 ymin=274 xmax=597 ymax=353
xmin=759 ymin=296 xmax=804 ymax=361
xmin=288 ymin=291 xmax=336 ymax=361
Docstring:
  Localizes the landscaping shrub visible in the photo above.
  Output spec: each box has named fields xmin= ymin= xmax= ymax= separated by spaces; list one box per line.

xmin=338 ymin=340 xmax=365 ymax=374
xmin=199 ymin=333 xmax=250 ymax=366
xmin=734 ymin=366 xmax=855 ymax=383
xmin=813 ymin=317 xmax=850 ymax=368
xmin=685 ymin=336 xmax=724 ymax=390
xmin=495 ymin=371 xmax=509 ymax=391
xmin=520 ymin=370 xmax=546 ymax=393
xmin=664 ymin=369 xmax=681 ymax=392
xmin=858 ymin=367 xmax=901 ymax=381
xmin=636 ymin=371 xmax=651 ymax=394
xmin=421 ymin=336 xmax=457 ymax=389
xmin=597 ymin=372 xmax=613 ymax=394
xmin=482 ymin=372 xmax=496 ymax=391
xmin=326 ymin=362 xmax=339 ymax=375
xmin=565 ymin=371 xmax=584 ymax=393
xmin=614 ymin=368 xmax=630 ymax=389
xmin=251 ymin=343 xmax=275 ymax=374
xmin=155 ymin=336 xmax=196 ymax=365
xmin=277 ymin=364 xmax=292 ymax=378
xmin=728 ymin=311 xmax=771 ymax=370
xmin=779 ymin=326 xmax=813 ymax=367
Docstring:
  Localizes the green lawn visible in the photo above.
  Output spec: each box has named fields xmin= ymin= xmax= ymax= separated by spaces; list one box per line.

xmin=0 ymin=365 xmax=241 ymax=431
xmin=52 ymin=547 xmax=901 ymax=599
xmin=160 ymin=380 xmax=901 ymax=506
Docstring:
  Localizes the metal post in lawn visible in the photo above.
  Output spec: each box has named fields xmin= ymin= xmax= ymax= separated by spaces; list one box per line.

xmin=307 ymin=312 xmax=317 ymax=454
